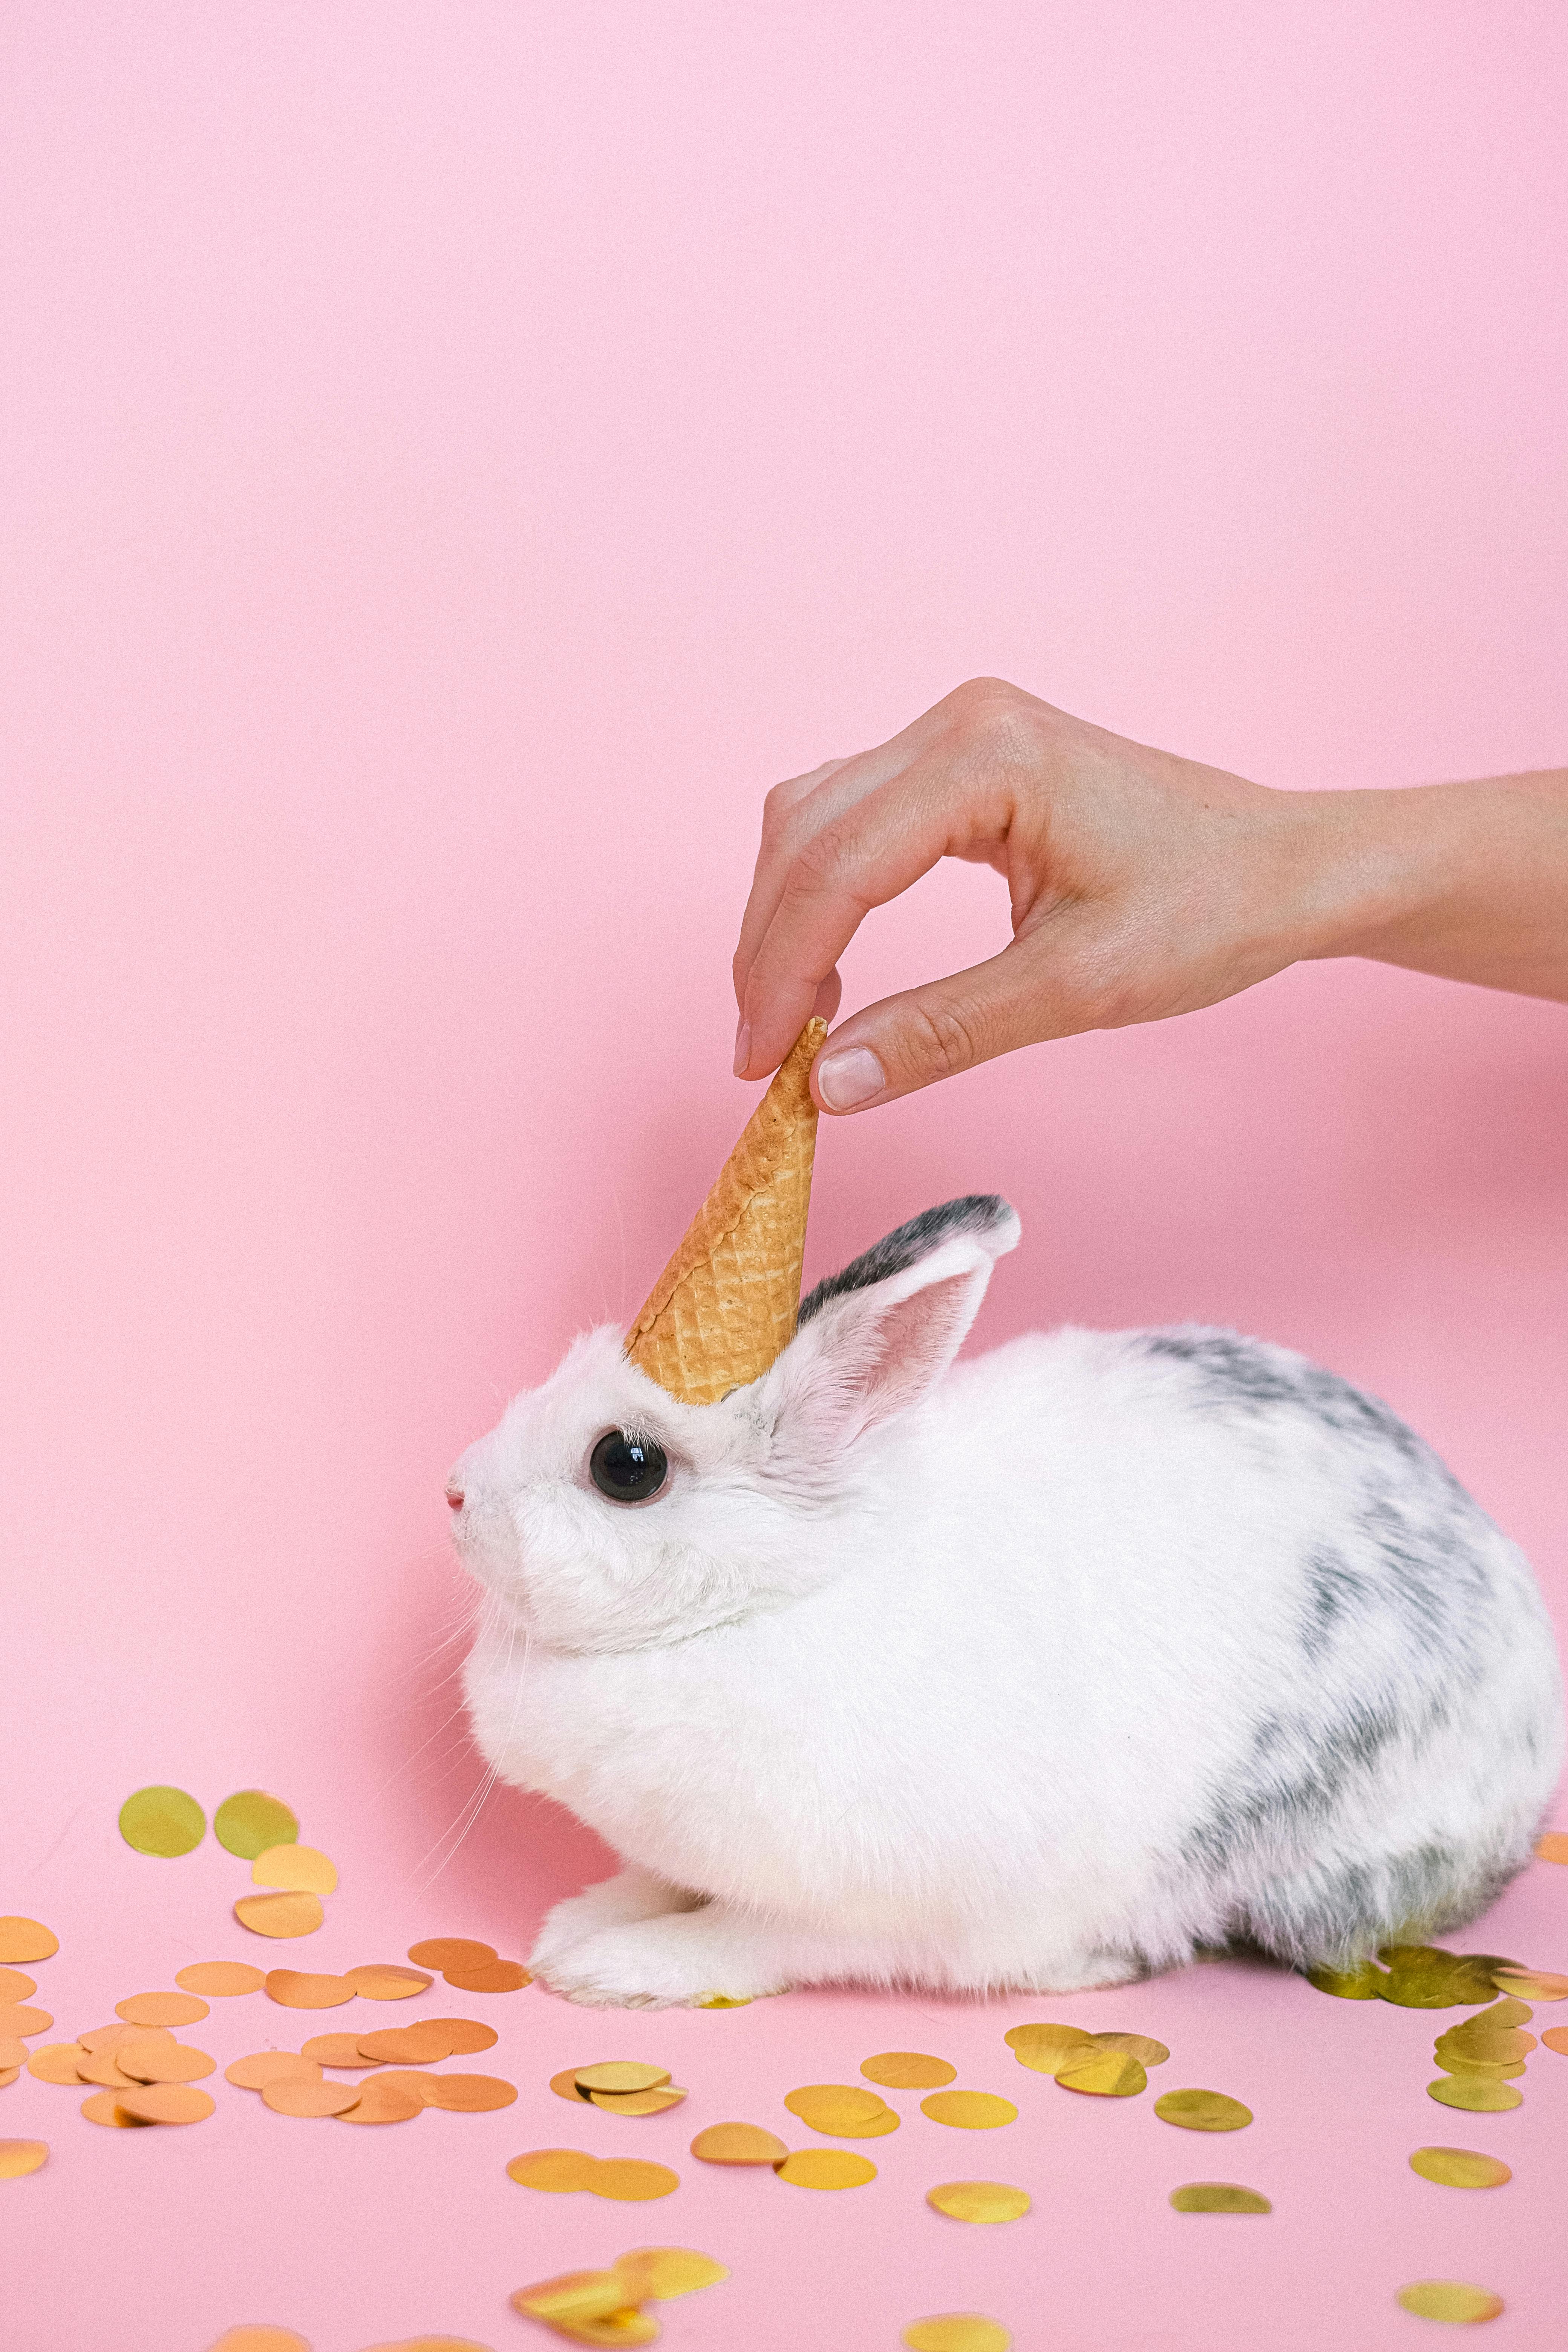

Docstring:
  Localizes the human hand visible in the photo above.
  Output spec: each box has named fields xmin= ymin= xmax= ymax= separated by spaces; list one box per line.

xmin=732 ymin=678 xmax=1346 ymax=1112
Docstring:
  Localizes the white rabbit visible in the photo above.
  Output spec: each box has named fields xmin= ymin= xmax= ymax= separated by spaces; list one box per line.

xmin=452 ymin=1196 xmax=1563 ymax=2007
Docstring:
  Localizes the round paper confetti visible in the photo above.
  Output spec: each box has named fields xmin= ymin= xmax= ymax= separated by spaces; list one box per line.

xmin=235 ymin=1893 xmax=323 ymax=1940
xmin=784 ymin=2083 xmax=889 ymax=2132
xmin=1169 ymin=2182 xmax=1271 ymax=2213
xmin=862 ymin=2052 xmax=957 ymax=2089
xmin=1534 ymin=1831 xmax=1568 ymax=1863
xmin=0 ymin=2066 xmax=18 ymax=2086
xmin=422 ymin=2074 xmax=518 ymax=2112
xmin=116 ymin=2038 xmax=215 ymax=2084
xmin=1306 ymin=1960 xmax=1385 ymax=1998
xmin=0 ymin=2037 xmax=29 ymax=2070
xmin=690 ymin=2122 xmax=788 ymax=2165
xmin=115 ymin=2082 xmax=216 ymax=2124
xmin=357 ymin=2341 xmax=497 ymax=2352
xmin=775 ymin=2148 xmax=877 ymax=2189
xmin=361 ymin=2024 xmax=456 ymax=2065
xmin=507 ymin=2148 xmax=600 ymax=2193
xmin=252 ymin=1844 xmax=337 ymax=1895
xmin=0 ymin=2139 xmax=47 ymax=2177
xmin=76 ymin=2049 xmax=141 ymax=2090
xmin=1055 ymin=2050 xmax=1146 ymax=2098
xmin=926 ymin=2179 xmax=1031 ymax=2223
xmin=902 ymin=2318 xmax=1011 ymax=2352
xmin=694 ymin=1994 xmax=751 ymax=2008
xmin=226 ymin=2052 xmax=322 ymax=2090
xmin=80 ymin=2091 xmax=149 ymax=2127
xmin=215 ymin=1791 xmax=300 ymax=1860
xmin=551 ymin=2067 xmax=592 ymax=2103
xmin=347 ymin=1964 xmax=432 ymax=2001
xmin=0 ymin=1971 xmax=35 ymax=2001
xmin=177 ymin=1962 xmax=266 ymax=1998
xmin=920 ymin=2091 xmax=1018 ymax=2130
xmin=1409 ymin=2147 xmax=1511 ymax=2189
xmin=1154 ymin=2089 xmax=1253 ymax=2132
xmin=262 ymin=2078 xmax=362 ymax=2118
xmin=335 ymin=2077 xmax=424 ymax=2124
xmin=1491 ymin=1967 xmax=1568 ymax=2001
xmin=576 ymin=2061 xmax=672 ymax=2095
xmin=1541 ymin=2027 xmax=1568 ymax=2056
xmin=1435 ymin=2027 xmax=1533 ymax=2066
xmin=408 ymin=1938 xmax=495 ymax=1971
xmin=1427 ymin=2076 xmax=1522 ymax=2113
xmin=1396 ymin=2282 xmax=1504 ymax=2324
xmin=0 ymin=1920 xmax=57 ymax=1965
xmin=264 ymin=1971 xmax=352 ymax=2009
xmin=589 ymin=2158 xmax=680 ymax=2201
xmin=28 ymin=2044 xmax=86 ymax=2085
xmin=207 ymin=2331 xmax=312 ymax=2352
xmin=441 ymin=1959 xmax=530 ymax=1993
xmin=302 ymin=2034 xmax=380 ymax=2067
xmin=116 ymin=1991 xmax=209 ymax=2027
xmin=614 ymin=2248 xmax=728 ymax=2300
xmin=425 ymin=2017 xmax=498 ymax=2056
xmin=1091 ymin=2032 xmax=1169 ymax=2066
xmin=0 ymin=2004 xmax=52 ymax=2038
xmin=118 ymin=1785 xmax=206 ymax=1857
xmin=588 ymin=2085 xmax=687 ymax=2115
xmin=79 ymin=2022 xmax=146 ymax=2052
xmin=1003 ymin=2022 xmax=1092 ymax=2073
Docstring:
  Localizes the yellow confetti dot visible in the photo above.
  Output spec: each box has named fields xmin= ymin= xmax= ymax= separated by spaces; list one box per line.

xmin=251 ymin=1844 xmax=337 ymax=1895
xmin=588 ymin=2085 xmax=688 ymax=2116
xmin=784 ymin=2082 xmax=897 ymax=2135
xmin=919 ymin=2090 xmax=1017 ymax=2130
xmin=775 ymin=2147 xmax=877 ymax=2189
xmin=614 ymin=2247 xmax=729 ymax=2300
xmin=575 ymin=2061 xmax=672 ymax=2095
xmin=694 ymin=1993 xmax=752 ymax=2007
xmin=1090 ymin=2032 xmax=1169 ymax=2066
xmin=926 ymin=2179 xmax=1031 ymax=2223
xmin=214 ymin=1790 xmax=300 ymax=1860
xmin=118 ymin=1785 xmax=206 ymax=1857
xmin=1395 ymin=2282 xmax=1504 ymax=2324
xmin=1409 ymin=2147 xmax=1511 ymax=2189
xmin=206 ymin=2331 xmax=314 ymax=2352
xmin=1306 ymin=1960 xmax=1386 ymax=1998
xmin=1153 ymin=2089 xmax=1253 ymax=2132
xmin=510 ymin=2272 xmax=654 ymax=2342
xmin=1055 ymin=2049 xmax=1146 ymax=2098
xmin=507 ymin=2148 xmax=600 ymax=2193
xmin=588 ymin=2159 xmax=680 ymax=2202
xmin=689 ymin=2122 xmax=788 ymax=2165
xmin=0 ymin=1920 xmax=57 ymax=1965
xmin=1169 ymin=2182 xmax=1271 ymax=2212
xmin=233 ymin=1892 xmax=324 ymax=1940
xmin=1426 ymin=2076 xmax=1522 ymax=2113
xmin=0 ymin=2139 xmax=48 ymax=2177
xmin=861 ymin=2051 xmax=957 ymax=2089
xmin=1003 ymin=2021 xmax=1092 ymax=2073
xmin=901 ymin=2317 xmax=1011 ymax=2352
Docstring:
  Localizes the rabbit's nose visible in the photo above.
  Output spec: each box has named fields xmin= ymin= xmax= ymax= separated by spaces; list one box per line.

xmin=445 ymin=1482 xmax=465 ymax=1512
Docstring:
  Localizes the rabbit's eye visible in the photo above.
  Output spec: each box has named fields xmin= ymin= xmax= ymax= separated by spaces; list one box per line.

xmin=589 ymin=1429 xmax=669 ymax=1504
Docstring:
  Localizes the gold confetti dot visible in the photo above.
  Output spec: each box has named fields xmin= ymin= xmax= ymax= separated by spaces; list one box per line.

xmin=1434 ymin=2026 xmax=1534 ymax=2067
xmin=784 ymin=2083 xmax=893 ymax=2134
xmin=116 ymin=2037 xmax=215 ymax=2084
xmin=348 ymin=1963 xmax=433 ymax=2001
xmin=0 ymin=2004 xmax=52 ymax=2039
xmin=1409 ymin=2147 xmax=1512 ymax=2189
xmin=1091 ymin=2032 xmax=1169 ymax=2066
xmin=1396 ymin=2282 xmax=1504 ymax=2324
xmin=588 ymin=2085 xmax=688 ymax=2116
xmin=422 ymin=2073 xmax=518 ymax=2112
xmin=1541 ymin=2027 xmax=1568 ymax=2057
xmin=1003 ymin=2021 xmax=1093 ymax=2073
xmin=115 ymin=2082 xmax=216 ymax=2124
xmin=1306 ymin=1961 xmax=1386 ymax=1998
xmin=264 ymin=1970 xmax=353 ymax=2009
xmin=335 ymin=2076 xmax=424 ymax=2124
xmin=441 ymin=1958 xmax=531 ymax=1993
xmin=507 ymin=2147 xmax=601 ymax=2193
xmin=588 ymin=2158 xmax=680 ymax=2201
xmin=510 ymin=2272 xmax=656 ymax=2344
xmin=0 ymin=1919 xmax=57 ymax=1965
xmin=862 ymin=2052 xmax=956 ymax=2089
xmin=261 ymin=2078 xmax=362 ymax=2118
xmin=920 ymin=2090 xmax=1018 ymax=2130
xmin=215 ymin=1791 xmax=300 ymax=1860
xmin=176 ymin=1962 xmax=266 ymax=1998
xmin=775 ymin=2147 xmax=877 ymax=2189
xmin=689 ymin=2122 xmax=788 ymax=2165
xmin=80 ymin=2090 xmax=150 ymax=2128
xmin=1426 ymin=2077 xmax=1522 ymax=2113
xmin=0 ymin=1971 xmax=35 ymax=2002
xmin=116 ymin=1989 xmax=209 ymax=2028
xmin=926 ymin=2179 xmax=1031 ymax=2223
xmin=614 ymin=2247 xmax=728 ymax=2300
xmin=27 ymin=2044 xmax=86 ymax=2086
xmin=234 ymin=1893 xmax=324 ymax=1941
xmin=1055 ymin=2049 xmax=1147 ymax=2098
xmin=409 ymin=1937 xmax=496 ymax=1970
xmin=118 ymin=1785 xmax=206 ymax=1857
xmin=901 ymin=2316 xmax=1011 ymax=2352
xmin=1534 ymin=1831 xmax=1568 ymax=1864
xmin=0 ymin=2138 xmax=47 ymax=2177
xmin=576 ymin=2062 xmax=672 ymax=2096
xmin=251 ymin=1844 xmax=337 ymax=1895
xmin=1490 ymin=1967 xmax=1568 ymax=2002
xmin=206 ymin=2330 xmax=312 ymax=2352
xmin=1169 ymin=2182 xmax=1271 ymax=2213
xmin=1154 ymin=2089 xmax=1253 ymax=2132
xmin=694 ymin=1994 xmax=751 ymax=2008
xmin=225 ymin=2052 xmax=323 ymax=2090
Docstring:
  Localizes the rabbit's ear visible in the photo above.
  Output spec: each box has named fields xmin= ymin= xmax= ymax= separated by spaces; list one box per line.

xmin=762 ymin=1197 xmax=1020 ymax=1452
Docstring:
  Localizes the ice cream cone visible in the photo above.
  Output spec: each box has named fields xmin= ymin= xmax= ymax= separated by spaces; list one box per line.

xmin=625 ymin=1017 xmax=827 ymax=1405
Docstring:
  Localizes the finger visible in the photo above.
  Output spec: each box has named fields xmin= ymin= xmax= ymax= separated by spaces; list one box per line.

xmin=732 ymin=759 xmax=856 ymax=1018
xmin=810 ymin=920 xmax=1098 ymax=1113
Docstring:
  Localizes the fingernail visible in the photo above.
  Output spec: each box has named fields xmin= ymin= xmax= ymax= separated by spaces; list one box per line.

xmin=732 ymin=1020 xmax=751 ymax=1077
xmin=816 ymin=1046 xmax=886 ymax=1110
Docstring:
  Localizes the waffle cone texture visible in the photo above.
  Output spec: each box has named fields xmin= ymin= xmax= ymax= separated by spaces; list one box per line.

xmin=625 ymin=1018 xmax=827 ymax=1406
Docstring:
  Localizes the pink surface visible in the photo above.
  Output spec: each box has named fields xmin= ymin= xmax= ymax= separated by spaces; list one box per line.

xmin=2 ymin=6 xmax=1565 ymax=2348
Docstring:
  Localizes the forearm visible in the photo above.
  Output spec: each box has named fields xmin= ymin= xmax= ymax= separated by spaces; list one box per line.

xmin=1286 ymin=772 xmax=1568 ymax=1002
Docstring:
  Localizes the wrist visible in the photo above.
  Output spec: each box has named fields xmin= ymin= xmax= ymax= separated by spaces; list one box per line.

xmin=1263 ymin=786 xmax=1450 ymax=966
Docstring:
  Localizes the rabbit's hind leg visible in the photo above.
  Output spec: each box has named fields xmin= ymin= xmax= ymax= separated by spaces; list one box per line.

xmin=528 ymin=1866 xmax=703 ymax=1980
xmin=531 ymin=1898 xmax=798 ymax=2009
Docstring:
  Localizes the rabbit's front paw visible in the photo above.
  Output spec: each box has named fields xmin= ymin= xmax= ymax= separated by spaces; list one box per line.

xmin=528 ymin=1869 xmax=696 ymax=1977
xmin=535 ymin=1914 xmax=789 ymax=2010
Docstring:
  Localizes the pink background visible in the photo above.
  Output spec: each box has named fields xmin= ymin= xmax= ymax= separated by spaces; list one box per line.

xmin=2 ymin=6 xmax=1565 ymax=2348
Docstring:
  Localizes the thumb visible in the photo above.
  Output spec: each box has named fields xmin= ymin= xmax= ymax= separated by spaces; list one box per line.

xmin=811 ymin=926 xmax=1095 ymax=1112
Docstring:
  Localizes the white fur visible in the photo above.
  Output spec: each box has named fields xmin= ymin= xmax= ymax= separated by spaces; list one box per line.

xmin=452 ymin=1206 xmax=1563 ymax=2007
